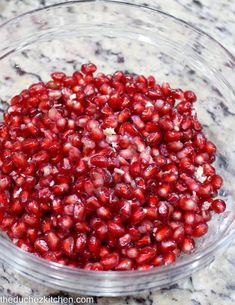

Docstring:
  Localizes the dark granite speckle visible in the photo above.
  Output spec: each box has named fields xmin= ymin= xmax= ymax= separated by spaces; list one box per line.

xmin=13 ymin=64 xmax=42 ymax=81
xmin=192 ymin=0 xmax=203 ymax=8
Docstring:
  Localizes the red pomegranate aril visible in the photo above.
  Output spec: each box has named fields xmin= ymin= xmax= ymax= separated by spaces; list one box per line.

xmin=46 ymin=231 xmax=60 ymax=251
xmin=108 ymin=221 xmax=125 ymax=237
xmin=51 ymin=72 xmax=66 ymax=82
xmin=172 ymin=209 xmax=183 ymax=221
xmin=95 ymin=223 xmax=108 ymax=240
xmin=202 ymin=163 xmax=216 ymax=176
xmin=205 ymin=141 xmax=216 ymax=154
xmin=183 ymin=224 xmax=192 ymax=235
xmin=198 ymin=183 xmax=213 ymax=198
xmin=192 ymin=223 xmax=208 ymax=237
xmin=11 ymin=221 xmax=27 ymax=238
xmin=195 ymin=153 xmax=209 ymax=165
xmin=58 ymin=215 xmax=73 ymax=231
xmin=17 ymin=240 xmax=33 ymax=253
xmin=75 ymin=233 xmax=87 ymax=252
xmin=193 ymin=133 xmax=206 ymax=149
xmin=162 ymin=252 xmax=176 ymax=266
xmin=152 ymin=255 xmax=164 ymax=266
xmin=131 ymin=208 xmax=146 ymax=225
xmin=160 ymin=239 xmax=177 ymax=253
xmin=128 ymin=227 xmax=141 ymax=241
xmin=154 ymin=226 xmax=172 ymax=242
xmin=211 ymin=199 xmax=226 ymax=213
xmin=167 ymin=141 xmax=183 ymax=152
xmin=85 ymin=263 xmax=103 ymax=271
xmin=62 ymin=237 xmax=75 ymax=256
xmin=119 ymin=233 xmax=132 ymax=247
xmin=144 ymin=164 xmax=158 ymax=179
xmin=126 ymin=247 xmax=138 ymax=259
xmin=184 ymin=90 xmax=197 ymax=103
xmin=184 ymin=212 xmax=196 ymax=225
xmin=101 ymin=253 xmax=119 ymax=270
xmin=157 ymin=201 xmax=169 ymax=220
xmin=34 ymin=239 xmax=49 ymax=254
xmin=210 ymin=175 xmax=223 ymax=190
xmin=172 ymin=226 xmax=185 ymax=243
xmin=90 ymin=155 xmax=108 ymax=167
xmin=136 ymin=247 xmax=156 ymax=265
xmin=22 ymin=214 xmax=39 ymax=227
xmin=137 ymin=264 xmax=153 ymax=270
xmin=165 ymin=131 xmax=182 ymax=142
xmin=96 ymin=206 xmax=111 ymax=220
xmin=181 ymin=237 xmax=195 ymax=254
xmin=10 ymin=199 xmax=24 ymax=215
xmin=179 ymin=196 xmax=198 ymax=211
xmin=146 ymin=132 xmax=162 ymax=145
xmin=12 ymin=153 xmax=26 ymax=168
xmin=194 ymin=213 xmax=204 ymax=224
xmin=115 ymin=258 xmax=133 ymax=271
xmin=180 ymin=157 xmax=195 ymax=172
xmin=136 ymin=235 xmax=151 ymax=247
xmin=88 ymin=236 xmax=100 ymax=254
xmin=157 ymin=183 xmax=171 ymax=198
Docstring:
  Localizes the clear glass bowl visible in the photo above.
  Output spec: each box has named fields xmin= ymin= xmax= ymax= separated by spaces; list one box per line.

xmin=0 ymin=0 xmax=234 ymax=297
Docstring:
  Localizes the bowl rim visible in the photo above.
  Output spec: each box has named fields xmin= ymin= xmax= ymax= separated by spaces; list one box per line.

xmin=0 ymin=0 xmax=234 ymax=278
xmin=0 ymin=0 xmax=234 ymax=61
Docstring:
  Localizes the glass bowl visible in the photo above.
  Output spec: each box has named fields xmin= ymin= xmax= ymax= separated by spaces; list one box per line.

xmin=0 ymin=0 xmax=234 ymax=297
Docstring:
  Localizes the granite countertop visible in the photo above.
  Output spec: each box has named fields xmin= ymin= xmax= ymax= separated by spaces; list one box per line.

xmin=0 ymin=0 xmax=234 ymax=304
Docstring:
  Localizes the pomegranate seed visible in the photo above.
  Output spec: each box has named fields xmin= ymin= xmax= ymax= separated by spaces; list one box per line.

xmin=184 ymin=90 xmax=197 ymax=103
xmin=198 ymin=183 xmax=213 ymax=198
xmin=34 ymin=239 xmax=49 ymax=254
xmin=88 ymin=236 xmax=100 ymax=254
xmin=46 ymin=231 xmax=60 ymax=251
xmin=62 ymin=237 xmax=75 ymax=256
xmin=181 ymin=237 xmax=195 ymax=254
xmin=11 ymin=221 xmax=27 ymax=238
xmin=95 ymin=223 xmax=108 ymax=240
xmin=173 ymin=226 xmax=185 ymax=242
xmin=163 ymin=252 xmax=176 ymax=265
xmin=184 ymin=212 xmax=196 ymax=225
xmin=153 ymin=255 xmax=164 ymax=266
xmin=101 ymin=253 xmax=119 ymax=270
xmin=205 ymin=141 xmax=216 ymax=154
xmin=157 ymin=201 xmax=169 ymax=220
xmin=131 ymin=208 xmax=146 ymax=225
xmin=160 ymin=239 xmax=177 ymax=253
xmin=136 ymin=235 xmax=151 ymax=247
xmin=157 ymin=183 xmax=171 ymax=198
xmin=136 ymin=247 xmax=156 ymax=264
xmin=203 ymin=163 xmax=216 ymax=176
xmin=126 ymin=247 xmax=139 ymax=259
xmin=17 ymin=240 xmax=33 ymax=253
xmin=108 ymin=221 xmax=125 ymax=237
xmin=211 ymin=199 xmax=226 ymax=213
xmin=154 ymin=225 xmax=172 ymax=242
xmin=210 ymin=175 xmax=223 ymax=190
xmin=178 ymin=196 xmax=198 ymax=211
xmin=192 ymin=223 xmax=208 ymax=237
xmin=58 ymin=215 xmax=73 ymax=231
xmin=115 ymin=258 xmax=133 ymax=270
xmin=119 ymin=233 xmax=132 ymax=247
xmin=172 ymin=209 xmax=183 ymax=221
xmin=75 ymin=233 xmax=87 ymax=252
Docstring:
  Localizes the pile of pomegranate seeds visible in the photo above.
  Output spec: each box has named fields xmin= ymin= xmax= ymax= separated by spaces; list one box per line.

xmin=0 ymin=63 xmax=226 ymax=271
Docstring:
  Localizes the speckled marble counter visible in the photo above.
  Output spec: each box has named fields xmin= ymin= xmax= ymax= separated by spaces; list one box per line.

xmin=0 ymin=1 xmax=234 ymax=304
